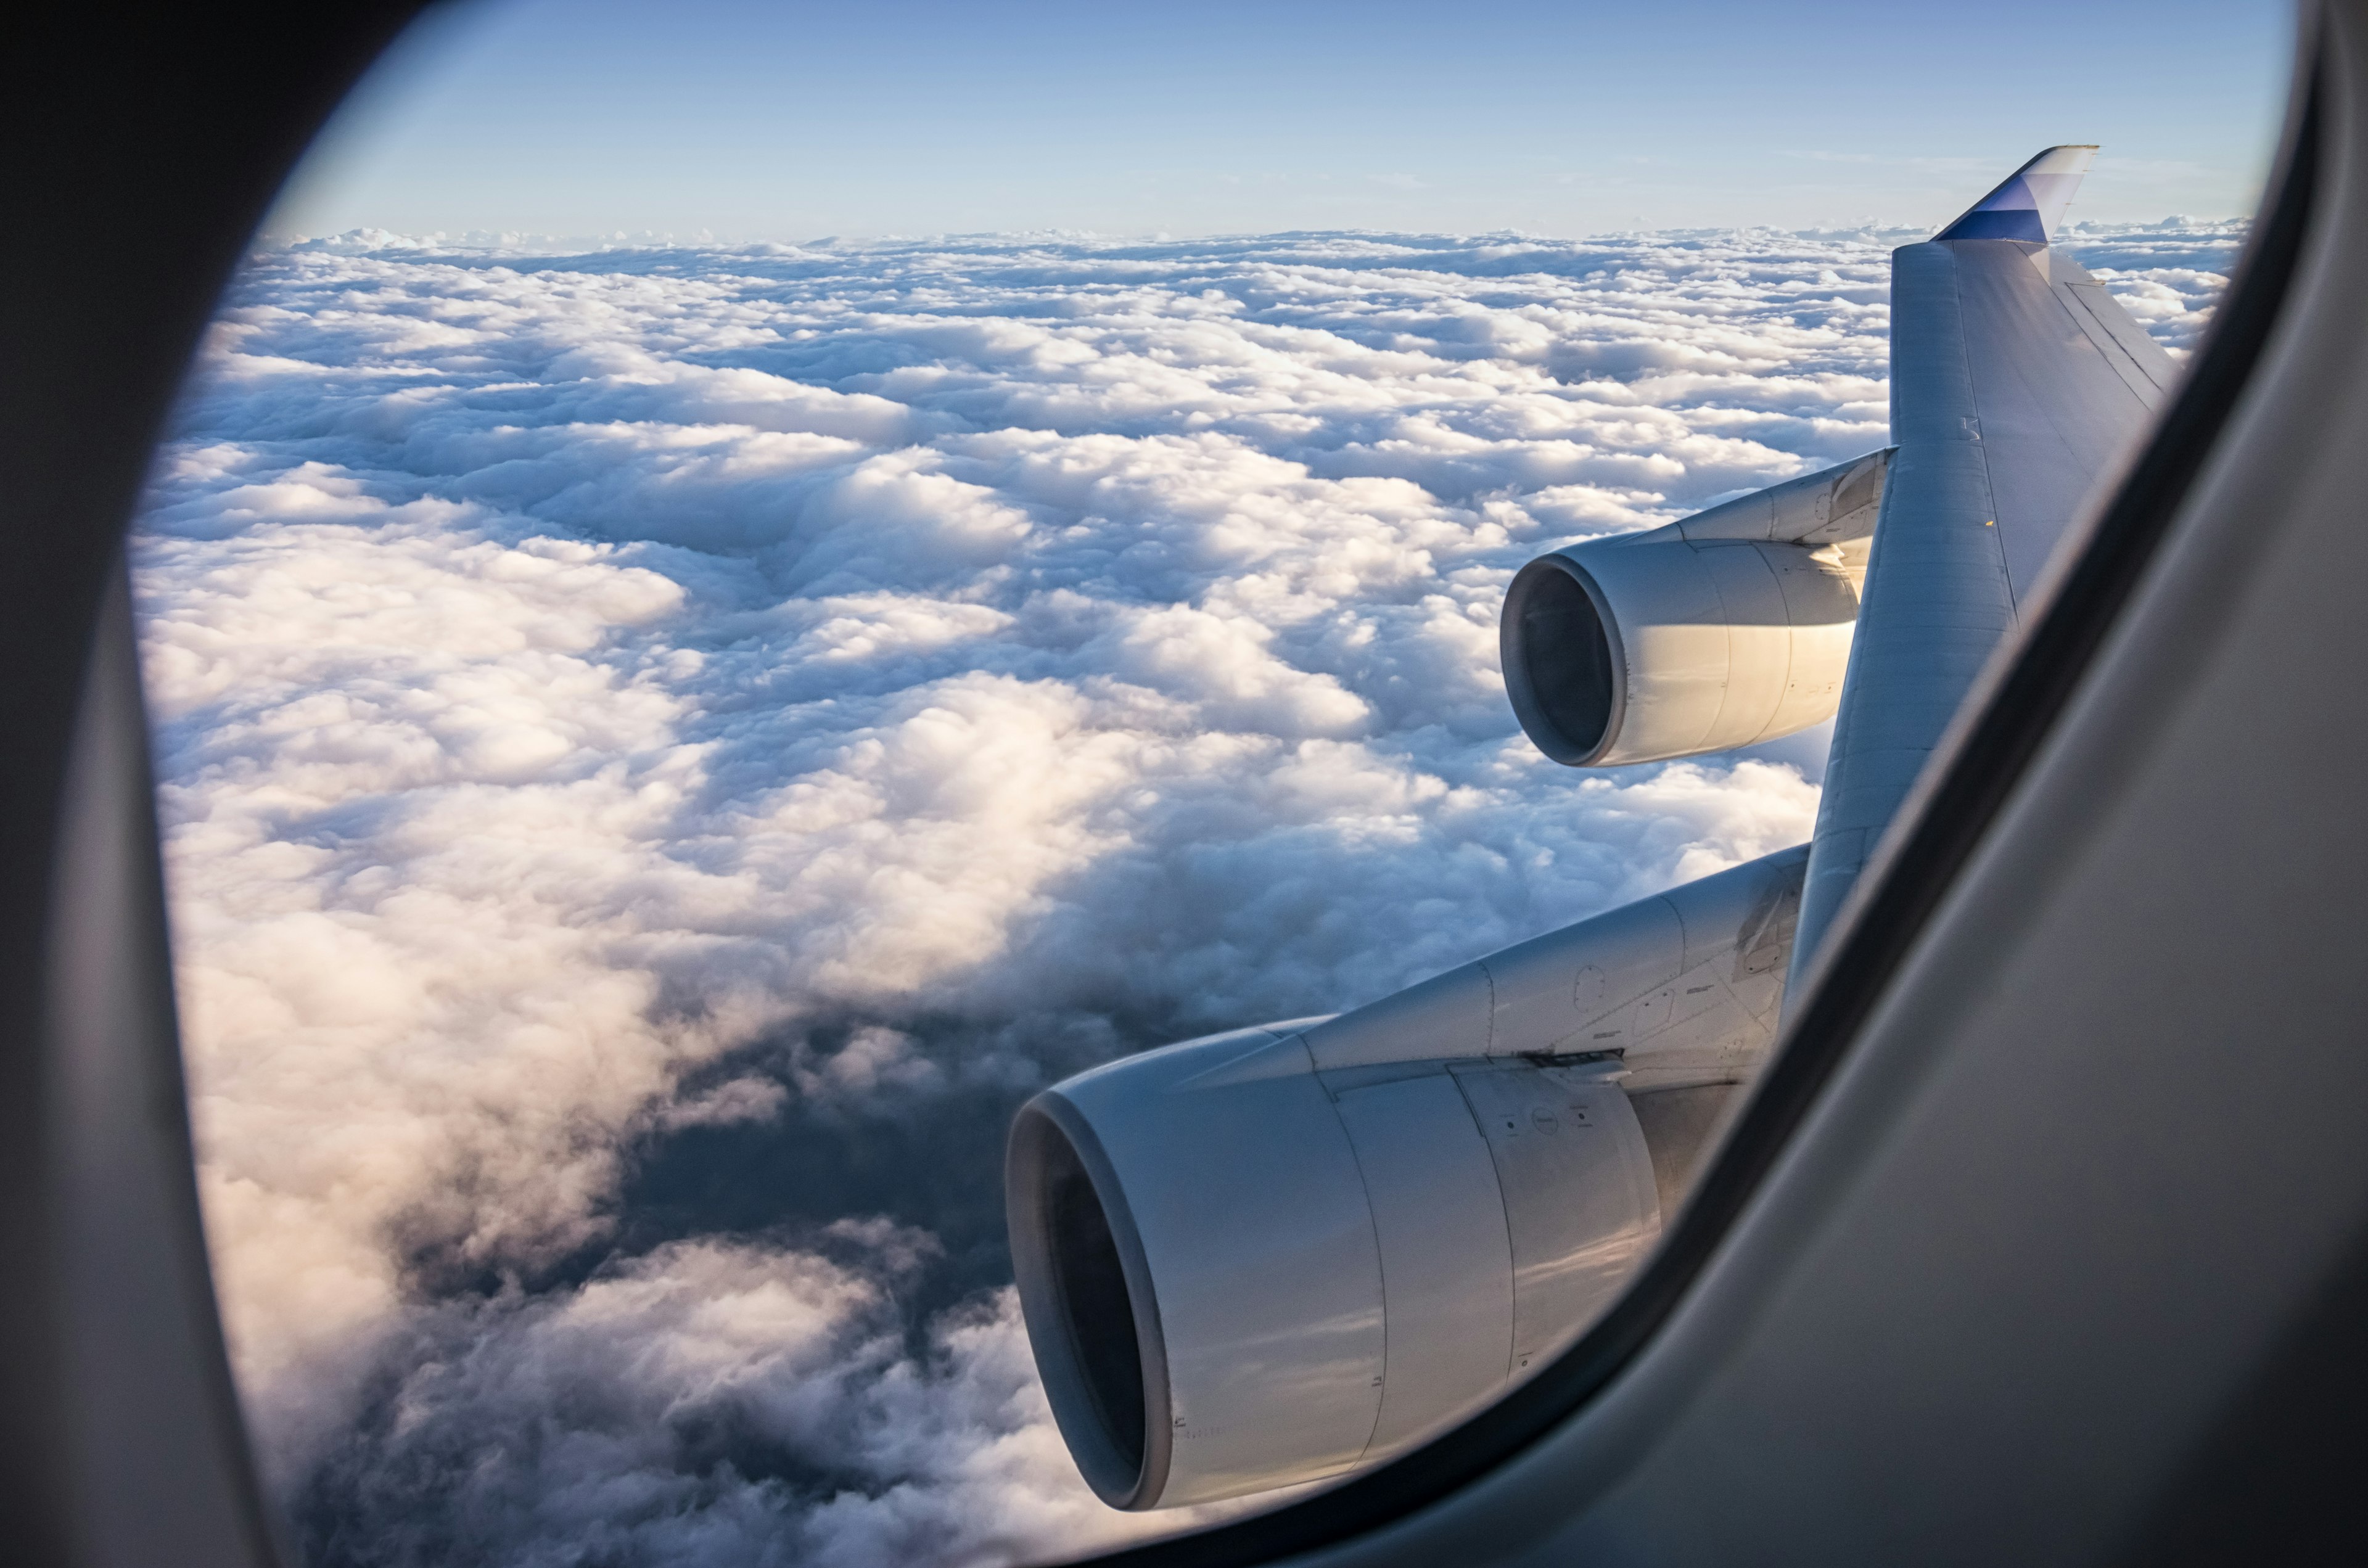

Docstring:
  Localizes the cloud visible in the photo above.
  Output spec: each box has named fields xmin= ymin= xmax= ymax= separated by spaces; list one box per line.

xmin=286 ymin=1233 xmax=1246 ymax=1568
xmin=2057 ymin=221 xmax=2245 ymax=355
xmin=135 ymin=222 xmax=2230 ymax=1565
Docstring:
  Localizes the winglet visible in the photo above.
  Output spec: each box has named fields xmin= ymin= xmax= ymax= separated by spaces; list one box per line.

xmin=1936 ymin=145 xmax=2099 ymax=244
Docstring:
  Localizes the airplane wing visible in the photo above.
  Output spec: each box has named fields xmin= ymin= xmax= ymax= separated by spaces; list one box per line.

xmin=1004 ymin=149 xmax=2174 ymax=1511
xmin=1793 ymin=146 xmax=2176 ymax=975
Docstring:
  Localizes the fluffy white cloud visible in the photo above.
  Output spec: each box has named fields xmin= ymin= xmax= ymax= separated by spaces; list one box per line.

xmin=134 ymin=221 xmax=2233 ymax=1565
xmin=290 ymin=1233 xmax=1256 ymax=1568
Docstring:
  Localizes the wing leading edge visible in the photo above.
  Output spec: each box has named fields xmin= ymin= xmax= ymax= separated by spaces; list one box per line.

xmin=1788 ymin=147 xmax=2176 ymax=987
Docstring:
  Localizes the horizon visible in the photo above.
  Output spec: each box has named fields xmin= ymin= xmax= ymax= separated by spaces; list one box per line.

xmin=260 ymin=213 xmax=2256 ymax=255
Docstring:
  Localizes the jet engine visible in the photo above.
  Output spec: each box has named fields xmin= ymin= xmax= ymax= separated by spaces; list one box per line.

xmin=1502 ymin=449 xmax=1889 ymax=766
xmin=1007 ymin=846 xmax=1805 ymax=1508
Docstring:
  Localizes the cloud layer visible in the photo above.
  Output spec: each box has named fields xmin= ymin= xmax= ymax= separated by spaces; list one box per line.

xmin=133 ymin=221 xmax=2237 ymax=1566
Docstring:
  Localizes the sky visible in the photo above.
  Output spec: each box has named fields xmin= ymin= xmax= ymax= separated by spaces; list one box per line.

xmin=274 ymin=0 xmax=2292 ymax=241
xmin=130 ymin=2 xmax=2289 ymax=1564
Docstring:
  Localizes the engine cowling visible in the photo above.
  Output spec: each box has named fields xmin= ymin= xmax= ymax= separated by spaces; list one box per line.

xmin=1006 ymin=847 xmax=1806 ymax=1509
xmin=1502 ymin=451 xmax=1886 ymax=767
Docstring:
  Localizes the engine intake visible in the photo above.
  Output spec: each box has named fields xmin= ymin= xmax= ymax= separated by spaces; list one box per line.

xmin=1008 ymin=1033 xmax=1657 ymax=1510
xmin=1008 ymin=847 xmax=1807 ymax=1508
xmin=1503 ymin=450 xmax=1887 ymax=766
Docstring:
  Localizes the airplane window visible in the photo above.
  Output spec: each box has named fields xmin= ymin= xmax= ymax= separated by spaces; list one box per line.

xmin=126 ymin=1 xmax=2291 ymax=1562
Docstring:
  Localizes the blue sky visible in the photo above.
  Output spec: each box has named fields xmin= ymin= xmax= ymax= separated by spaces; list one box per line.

xmin=276 ymin=0 xmax=2294 ymax=240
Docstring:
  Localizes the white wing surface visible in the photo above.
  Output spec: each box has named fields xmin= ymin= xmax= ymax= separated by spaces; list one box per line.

xmin=1791 ymin=147 xmax=2176 ymax=976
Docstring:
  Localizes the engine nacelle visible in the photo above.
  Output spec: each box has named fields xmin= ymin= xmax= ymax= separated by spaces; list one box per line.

xmin=1502 ymin=451 xmax=1886 ymax=767
xmin=1007 ymin=847 xmax=1806 ymax=1508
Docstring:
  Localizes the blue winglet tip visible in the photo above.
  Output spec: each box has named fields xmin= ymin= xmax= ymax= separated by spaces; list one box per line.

xmin=1936 ymin=145 xmax=2100 ymax=245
